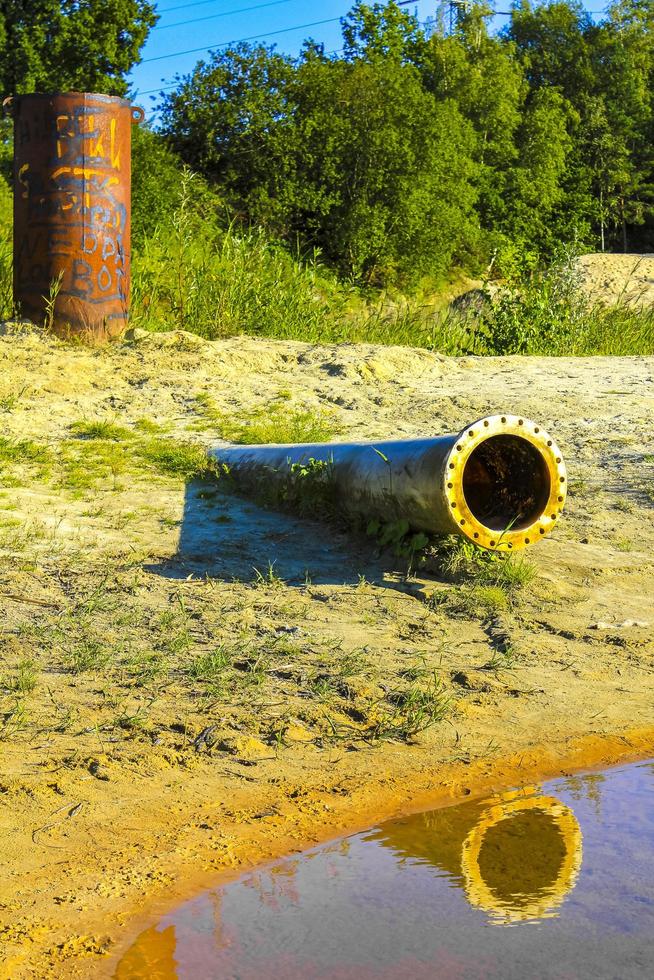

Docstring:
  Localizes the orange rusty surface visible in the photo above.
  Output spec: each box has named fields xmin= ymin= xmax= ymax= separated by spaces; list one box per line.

xmin=9 ymin=92 xmax=143 ymax=341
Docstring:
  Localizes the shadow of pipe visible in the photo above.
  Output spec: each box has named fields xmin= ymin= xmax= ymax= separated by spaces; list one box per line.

xmin=144 ymin=477 xmax=390 ymax=586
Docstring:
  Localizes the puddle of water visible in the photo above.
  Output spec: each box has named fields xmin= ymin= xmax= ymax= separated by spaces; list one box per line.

xmin=117 ymin=760 xmax=654 ymax=979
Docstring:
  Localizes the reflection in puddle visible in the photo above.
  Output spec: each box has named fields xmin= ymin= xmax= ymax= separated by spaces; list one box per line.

xmin=372 ymin=789 xmax=582 ymax=924
xmin=117 ymin=761 xmax=654 ymax=979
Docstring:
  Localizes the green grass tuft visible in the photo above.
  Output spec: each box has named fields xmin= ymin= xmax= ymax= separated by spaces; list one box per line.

xmin=136 ymin=436 xmax=213 ymax=479
xmin=195 ymin=394 xmax=338 ymax=445
xmin=57 ymin=424 xmax=215 ymax=492
xmin=1 ymin=658 xmax=38 ymax=695
xmin=70 ymin=420 xmax=132 ymax=441
xmin=0 ymin=437 xmax=52 ymax=466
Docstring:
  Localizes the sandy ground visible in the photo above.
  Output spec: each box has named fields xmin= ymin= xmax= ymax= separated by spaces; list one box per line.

xmin=575 ymin=253 xmax=654 ymax=307
xmin=0 ymin=327 xmax=653 ymax=977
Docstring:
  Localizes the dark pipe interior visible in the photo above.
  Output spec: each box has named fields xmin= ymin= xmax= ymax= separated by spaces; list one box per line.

xmin=476 ymin=811 xmax=567 ymax=903
xmin=462 ymin=435 xmax=551 ymax=532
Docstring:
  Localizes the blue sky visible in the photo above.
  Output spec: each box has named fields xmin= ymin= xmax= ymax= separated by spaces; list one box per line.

xmin=128 ymin=1 xmax=611 ymax=115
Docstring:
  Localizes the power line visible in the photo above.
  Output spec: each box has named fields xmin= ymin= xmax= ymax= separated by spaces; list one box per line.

xmin=136 ymin=45 xmax=347 ymax=96
xmin=142 ymin=15 xmax=345 ymax=62
xmin=156 ymin=0 xmax=416 ymax=16
xmin=136 ymin=10 xmax=433 ymax=97
xmin=139 ymin=2 xmax=556 ymax=89
xmin=157 ymin=0 xmax=249 ymax=12
xmin=144 ymin=1 xmax=429 ymax=63
xmin=154 ymin=0 xmax=295 ymax=32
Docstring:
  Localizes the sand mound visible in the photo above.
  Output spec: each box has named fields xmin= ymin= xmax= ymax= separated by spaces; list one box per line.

xmin=574 ymin=253 xmax=654 ymax=307
xmin=1 ymin=330 xmax=653 ymax=976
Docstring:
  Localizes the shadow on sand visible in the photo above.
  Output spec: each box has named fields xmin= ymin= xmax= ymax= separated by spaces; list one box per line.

xmin=146 ymin=477 xmax=389 ymax=586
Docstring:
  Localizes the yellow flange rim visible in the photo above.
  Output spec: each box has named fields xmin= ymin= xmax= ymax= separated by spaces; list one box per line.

xmin=461 ymin=793 xmax=583 ymax=925
xmin=442 ymin=413 xmax=567 ymax=551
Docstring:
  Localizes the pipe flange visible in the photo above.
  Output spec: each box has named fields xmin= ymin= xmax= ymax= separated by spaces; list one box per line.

xmin=442 ymin=414 xmax=567 ymax=552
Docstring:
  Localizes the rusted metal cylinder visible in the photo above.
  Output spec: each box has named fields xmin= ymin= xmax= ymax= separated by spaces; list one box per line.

xmin=5 ymin=92 xmax=144 ymax=340
xmin=211 ymin=414 xmax=567 ymax=552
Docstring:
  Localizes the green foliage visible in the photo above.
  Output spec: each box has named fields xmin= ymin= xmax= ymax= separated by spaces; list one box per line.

xmin=366 ymin=517 xmax=430 ymax=570
xmin=1 ymin=1 xmax=653 ymax=355
xmin=131 ymin=171 xmax=346 ymax=338
xmin=506 ymin=0 xmax=654 ymax=252
xmin=0 ymin=1 xmax=157 ymax=96
xmin=129 ymin=184 xmax=482 ymax=348
xmin=479 ymin=252 xmax=654 ymax=355
xmin=128 ymin=192 xmax=654 ymax=354
xmin=430 ymin=534 xmax=536 ymax=594
xmin=155 ymin=1 xmax=654 ymax=276
xmin=131 ymin=127 xmax=190 ymax=248
xmin=421 ymin=5 xmax=526 ymax=260
xmin=237 ymin=456 xmax=338 ymax=522
xmin=341 ymin=0 xmax=424 ymax=60
xmin=290 ymin=54 xmax=478 ymax=285
xmin=130 ymin=128 xmax=223 ymax=250
xmin=159 ymin=43 xmax=298 ymax=229
xmin=160 ymin=36 xmax=478 ymax=286
xmin=281 ymin=458 xmax=337 ymax=519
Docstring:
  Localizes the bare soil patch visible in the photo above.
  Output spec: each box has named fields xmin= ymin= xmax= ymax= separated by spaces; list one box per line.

xmin=575 ymin=252 xmax=654 ymax=307
xmin=0 ymin=328 xmax=652 ymax=977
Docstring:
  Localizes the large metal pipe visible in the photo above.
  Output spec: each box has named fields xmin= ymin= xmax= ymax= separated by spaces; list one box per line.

xmin=211 ymin=414 xmax=567 ymax=552
xmin=5 ymin=92 xmax=143 ymax=340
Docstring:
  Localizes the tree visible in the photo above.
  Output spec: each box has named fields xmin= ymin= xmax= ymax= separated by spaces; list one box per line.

xmin=582 ymin=95 xmax=633 ymax=251
xmin=161 ymin=39 xmax=478 ymax=286
xmin=131 ymin=126 xmax=219 ymax=247
xmin=421 ymin=5 xmax=526 ymax=256
xmin=160 ymin=44 xmax=298 ymax=232
xmin=340 ymin=0 xmax=424 ymax=62
xmin=505 ymin=0 xmax=654 ymax=251
xmin=504 ymin=87 xmax=574 ymax=253
xmin=292 ymin=54 xmax=479 ymax=284
xmin=596 ymin=0 xmax=654 ymax=249
xmin=157 ymin=0 xmax=654 ymax=279
xmin=0 ymin=0 xmax=157 ymax=96
xmin=506 ymin=0 xmax=596 ymax=99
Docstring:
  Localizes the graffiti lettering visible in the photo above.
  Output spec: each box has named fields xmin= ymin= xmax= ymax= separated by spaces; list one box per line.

xmin=97 ymin=266 xmax=112 ymax=292
xmin=13 ymin=95 xmax=134 ymax=333
xmin=53 ymin=108 xmax=120 ymax=171
xmin=71 ymin=259 xmax=94 ymax=297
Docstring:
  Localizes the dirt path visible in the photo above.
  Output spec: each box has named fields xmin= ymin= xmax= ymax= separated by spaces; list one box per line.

xmin=0 ymin=328 xmax=653 ymax=977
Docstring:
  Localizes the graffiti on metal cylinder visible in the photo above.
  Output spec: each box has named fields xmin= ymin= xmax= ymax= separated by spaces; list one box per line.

xmin=18 ymin=106 xmax=126 ymax=306
xmin=9 ymin=92 xmax=142 ymax=339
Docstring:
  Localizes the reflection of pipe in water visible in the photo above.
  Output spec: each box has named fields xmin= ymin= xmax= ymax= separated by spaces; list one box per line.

xmin=212 ymin=414 xmax=567 ymax=552
xmin=461 ymin=791 xmax=583 ymax=924
xmin=371 ymin=788 xmax=583 ymax=925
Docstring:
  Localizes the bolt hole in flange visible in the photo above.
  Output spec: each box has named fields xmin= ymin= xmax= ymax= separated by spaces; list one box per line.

xmin=462 ymin=435 xmax=551 ymax=532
